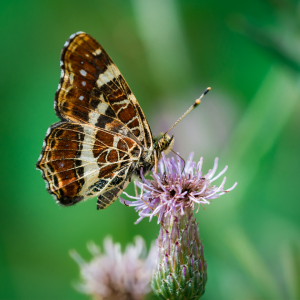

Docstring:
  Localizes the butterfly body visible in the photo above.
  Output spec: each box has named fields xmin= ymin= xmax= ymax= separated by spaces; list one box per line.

xmin=37 ymin=32 xmax=173 ymax=210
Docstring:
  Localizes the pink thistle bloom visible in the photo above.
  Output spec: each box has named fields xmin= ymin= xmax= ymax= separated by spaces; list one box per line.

xmin=120 ymin=152 xmax=237 ymax=224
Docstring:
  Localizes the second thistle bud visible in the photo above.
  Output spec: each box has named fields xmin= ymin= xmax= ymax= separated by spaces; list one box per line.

xmin=152 ymin=209 xmax=207 ymax=300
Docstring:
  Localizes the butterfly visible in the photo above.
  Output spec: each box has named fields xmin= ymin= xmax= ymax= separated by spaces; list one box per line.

xmin=37 ymin=32 xmax=210 ymax=210
xmin=36 ymin=32 xmax=177 ymax=210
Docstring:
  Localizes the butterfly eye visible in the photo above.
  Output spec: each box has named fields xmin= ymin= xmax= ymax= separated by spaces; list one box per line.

xmin=159 ymin=138 xmax=171 ymax=151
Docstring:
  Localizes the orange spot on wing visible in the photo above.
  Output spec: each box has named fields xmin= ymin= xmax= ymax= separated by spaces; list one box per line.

xmin=107 ymin=150 xmax=118 ymax=163
xmin=118 ymin=104 xmax=136 ymax=123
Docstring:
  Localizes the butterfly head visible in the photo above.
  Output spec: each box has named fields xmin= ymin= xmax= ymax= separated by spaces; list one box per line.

xmin=154 ymin=133 xmax=174 ymax=156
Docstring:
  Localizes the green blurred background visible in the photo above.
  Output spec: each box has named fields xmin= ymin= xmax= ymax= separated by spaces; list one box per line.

xmin=1 ymin=0 xmax=300 ymax=299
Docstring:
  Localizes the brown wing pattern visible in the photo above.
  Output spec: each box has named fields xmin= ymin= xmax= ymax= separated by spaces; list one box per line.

xmin=36 ymin=122 xmax=141 ymax=208
xmin=55 ymin=32 xmax=153 ymax=149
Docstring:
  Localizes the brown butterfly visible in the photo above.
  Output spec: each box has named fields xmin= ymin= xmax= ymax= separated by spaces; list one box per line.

xmin=36 ymin=32 xmax=209 ymax=210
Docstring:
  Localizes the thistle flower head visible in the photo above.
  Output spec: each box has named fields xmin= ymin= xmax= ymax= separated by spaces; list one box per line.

xmin=121 ymin=152 xmax=237 ymax=224
xmin=70 ymin=237 xmax=156 ymax=300
xmin=119 ymin=153 xmax=237 ymax=299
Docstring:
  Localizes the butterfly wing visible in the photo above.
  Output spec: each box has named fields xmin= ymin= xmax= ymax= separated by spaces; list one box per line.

xmin=55 ymin=32 xmax=153 ymax=149
xmin=37 ymin=122 xmax=141 ymax=208
xmin=37 ymin=32 xmax=154 ymax=209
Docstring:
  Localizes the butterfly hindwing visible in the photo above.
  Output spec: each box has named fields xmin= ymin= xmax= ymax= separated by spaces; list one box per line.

xmin=37 ymin=122 xmax=141 ymax=206
xmin=96 ymin=172 xmax=131 ymax=210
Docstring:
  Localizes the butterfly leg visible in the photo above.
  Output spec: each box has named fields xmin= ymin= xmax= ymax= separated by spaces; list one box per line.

xmin=154 ymin=150 xmax=158 ymax=174
xmin=134 ymin=181 xmax=139 ymax=197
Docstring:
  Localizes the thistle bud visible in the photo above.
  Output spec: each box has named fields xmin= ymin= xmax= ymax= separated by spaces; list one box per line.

xmin=152 ymin=210 xmax=207 ymax=299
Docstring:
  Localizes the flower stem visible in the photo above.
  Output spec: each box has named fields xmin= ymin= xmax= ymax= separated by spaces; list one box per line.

xmin=152 ymin=209 xmax=207 ymax=300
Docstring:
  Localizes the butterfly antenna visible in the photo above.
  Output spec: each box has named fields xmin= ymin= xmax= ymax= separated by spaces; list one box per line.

xmin=171 ymin=149 xmax=186 ymax=173
xmin=164 ymin=87 xmax=211 ymax=135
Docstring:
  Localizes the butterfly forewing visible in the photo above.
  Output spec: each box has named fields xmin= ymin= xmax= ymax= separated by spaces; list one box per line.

xmin=55 ymin=32 xmax=152 ymax=148
xmin=37 ymin=31 xmax=154 ymax=209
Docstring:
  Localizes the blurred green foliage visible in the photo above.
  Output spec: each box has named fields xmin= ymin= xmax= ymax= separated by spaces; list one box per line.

xmin=0 ymin=0 xmax=299 ymax=299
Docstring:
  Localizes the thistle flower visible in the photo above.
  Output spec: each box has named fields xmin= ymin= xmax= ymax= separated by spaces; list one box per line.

xmin=121 ymin=152 xmax=237 ymax=224
xmin=121 ymin=152 xmax=237 ymax=300
xmin=70 ymin=236 xmax=156 ymax=300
